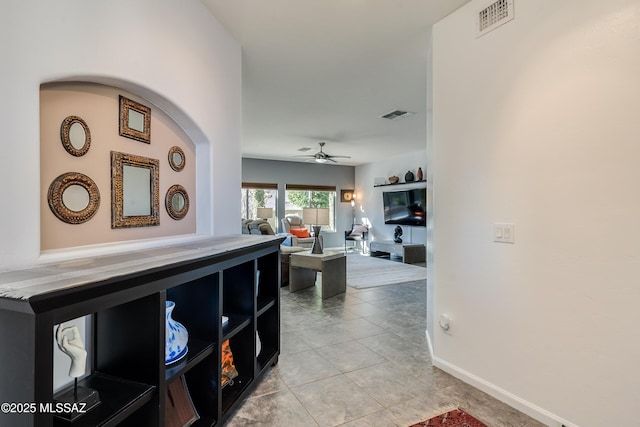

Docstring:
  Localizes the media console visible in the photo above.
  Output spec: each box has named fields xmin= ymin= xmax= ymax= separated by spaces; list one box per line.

xmin=369 ymin=240 xmax=426 ymax=264
xmin=0 ymin=235 xmax=282 ymax=427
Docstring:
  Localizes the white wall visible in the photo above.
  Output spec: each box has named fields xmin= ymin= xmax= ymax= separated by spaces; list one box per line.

xmin=431 ymin=1 xmax=640 ymax=425
xmin=355 ymin=150 xmax=427 ymax=245
xmin=0 ymin=0 xmax=241 ymax=269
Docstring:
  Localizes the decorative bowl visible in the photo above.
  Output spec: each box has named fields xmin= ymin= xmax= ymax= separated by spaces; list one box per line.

xmin=388 ymin=176 xmax=399 ymax=184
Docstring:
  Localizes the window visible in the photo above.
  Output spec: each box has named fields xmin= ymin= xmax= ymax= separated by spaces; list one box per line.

xmin=241 ymin=182 xmax=278 ymax=232
xmin=285 ymin=184 xmax=336 ymax=232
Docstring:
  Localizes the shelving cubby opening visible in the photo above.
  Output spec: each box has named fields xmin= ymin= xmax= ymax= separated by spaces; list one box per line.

xmin=92 ymin=293 xmax=162 ymax=425
xmin=183 ymin=353 xmax=219 ymax=423
xmin=166 ymin=273 xmax=220 ymax=349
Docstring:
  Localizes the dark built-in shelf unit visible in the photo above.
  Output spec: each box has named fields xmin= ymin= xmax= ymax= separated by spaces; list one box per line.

xmin=0 ymin=236 xmax=281 ymax=427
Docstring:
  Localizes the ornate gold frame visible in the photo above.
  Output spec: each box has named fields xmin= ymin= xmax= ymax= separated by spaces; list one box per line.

xmin=111 ymin=151 xmax=160 ymax=228
xmin=165 ymin=185 xmax=190 ymax=220
xmin=119 ymin=95 xmax=151 ymax=143
xmin=60 ymin=116 xmax=91 ymax=157
xmin=47 ymin=172 xmax=100 ymax=224
xmin=168 ymin=146 xmax=186 ymax=172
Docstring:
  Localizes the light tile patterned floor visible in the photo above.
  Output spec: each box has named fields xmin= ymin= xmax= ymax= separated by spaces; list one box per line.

xmin=226 ymin=258 xmax=545 ymax=427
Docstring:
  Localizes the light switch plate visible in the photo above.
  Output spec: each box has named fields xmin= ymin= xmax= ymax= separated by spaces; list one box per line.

xmin=494 ymin=223 xmax=514 ymax=243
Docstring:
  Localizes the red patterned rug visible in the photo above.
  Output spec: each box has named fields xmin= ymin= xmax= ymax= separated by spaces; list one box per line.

xmin=409 ymin=409 xmax=488 ymax=427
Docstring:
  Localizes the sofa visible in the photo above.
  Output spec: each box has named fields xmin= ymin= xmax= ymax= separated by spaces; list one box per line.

xmin=241 ymin=218 xmax=275 ymax=235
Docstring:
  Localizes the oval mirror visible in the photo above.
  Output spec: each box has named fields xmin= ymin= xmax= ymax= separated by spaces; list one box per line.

xmin=172 ymin=193 xmax=185 ymax=211
xmin=168 ymin=146 xmax=186 ymax=172
xmin=48 ymin=172 xmax=100 ymax=224
xmin=165 ymin=185 xmax=189 ymax=220
xmin=60 ymin=116 xmax=91 ymax=156
xmin=62 ymin=184 xmax=90 ymax=212
xmin=68 ymin=122 xmax=86 ymax=150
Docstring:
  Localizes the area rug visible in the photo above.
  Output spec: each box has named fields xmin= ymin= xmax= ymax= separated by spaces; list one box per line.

xmin=409 ymin=409 xmax=487 ymax=427
xmin=346 ymin=254 xmax=426 ymax=289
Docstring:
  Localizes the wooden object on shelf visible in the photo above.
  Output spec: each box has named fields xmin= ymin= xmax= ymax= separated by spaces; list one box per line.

xmin=165 ymin=376 xmax=199 ymax=427
xmin=0 ymin=235 xmax=282 ymax=427
xmin=369 ymin=240 xmax=426 ymax=264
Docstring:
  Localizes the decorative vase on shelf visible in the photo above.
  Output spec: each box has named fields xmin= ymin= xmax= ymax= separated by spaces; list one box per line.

xmin=166 ymin=301 xmax=189 ymax=365
xmin=417 ymin=167 xmax=423 ymax=181
xmin=405 ymin=170 xmax=415 ymax=182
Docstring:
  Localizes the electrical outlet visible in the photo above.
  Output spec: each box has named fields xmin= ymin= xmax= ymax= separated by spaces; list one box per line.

xmin=439 ymin=314 xmax=452 ymax=335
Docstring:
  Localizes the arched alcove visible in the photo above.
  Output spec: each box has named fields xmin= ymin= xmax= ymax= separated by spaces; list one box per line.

xmin=40 ymin=81 xmax=199 ymax=251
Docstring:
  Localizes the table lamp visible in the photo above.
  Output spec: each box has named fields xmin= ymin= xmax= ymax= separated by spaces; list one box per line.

xmin=302 ymin=207 xmax=330 ymax=254
xmin=256 ymin=207 xmax=273 ymax=220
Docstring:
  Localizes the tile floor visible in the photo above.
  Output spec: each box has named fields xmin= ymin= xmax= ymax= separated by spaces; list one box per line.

xmin=226 ymin=255 xmax=545 ymax=427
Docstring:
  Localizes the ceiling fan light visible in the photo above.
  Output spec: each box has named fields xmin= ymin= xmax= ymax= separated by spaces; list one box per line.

xmin=315 ymin=158 xmax=327 ymax=163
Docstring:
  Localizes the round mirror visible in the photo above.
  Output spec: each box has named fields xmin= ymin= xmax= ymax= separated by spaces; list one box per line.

xmin=168 ymin=146 xmax=186 ymax=172
xmin=62 ymin=184 xmax=90 ymax=212
xmin=48 ymin=172 xmax=100 ymax=224
xmin=165 ymin=185 xmax=189 ymax=220
xmin=60 ymin=116 xmax=91 ymax=156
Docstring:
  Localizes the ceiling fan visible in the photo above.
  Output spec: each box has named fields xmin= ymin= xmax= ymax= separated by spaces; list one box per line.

xmin=294 ymin=142 xmax=351 ymax=164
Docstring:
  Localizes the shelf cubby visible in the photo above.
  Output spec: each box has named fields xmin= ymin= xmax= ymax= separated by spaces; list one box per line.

xmin=53 ymin=373 xmax=155 ymax=427
xmin=165 ymin=339 xmax=216 ymax=382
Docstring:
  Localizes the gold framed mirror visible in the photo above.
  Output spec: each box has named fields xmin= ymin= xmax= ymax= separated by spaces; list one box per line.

xmin=119 ymin=95 xmax=151 ymax=143
xmin=168 ymin=146 xmax=186 ymax=172
xmin=111 ymin=151 xmax=159 ymax=228
xmin=48 ymin=172 xmax=100 ymax=224
xmin=60 ymin=116 xmax=91 ymax=156
xmin=165 ymin=185 xmax=189 ymax=220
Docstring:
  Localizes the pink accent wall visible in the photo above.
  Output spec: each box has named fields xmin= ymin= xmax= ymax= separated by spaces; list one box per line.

xmin=40 ymin=83 xmax=196 ymax=250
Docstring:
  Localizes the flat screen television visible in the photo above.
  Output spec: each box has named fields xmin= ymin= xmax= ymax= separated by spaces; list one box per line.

xmin=382 ymin=188 xmax=426 ymax=226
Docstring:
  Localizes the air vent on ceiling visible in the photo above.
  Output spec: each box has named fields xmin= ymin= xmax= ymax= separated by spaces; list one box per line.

xmin=476 ymin=0 xmax=514 ymax=38
xmin=381 ymin=110 xmax=415 ymax=120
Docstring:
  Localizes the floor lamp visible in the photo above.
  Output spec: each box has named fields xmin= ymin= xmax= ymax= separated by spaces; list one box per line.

xmin=302 ymin=207 xmax=330 ymax=254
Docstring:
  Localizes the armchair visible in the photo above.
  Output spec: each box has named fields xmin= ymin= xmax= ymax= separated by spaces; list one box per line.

xmin=345 ymin=224 xmax=369 ymax=253
xmin=281 ymin=214 xmax=315 ymax=249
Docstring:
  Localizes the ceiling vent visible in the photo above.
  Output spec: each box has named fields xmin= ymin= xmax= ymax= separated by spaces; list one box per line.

xmin=476 ymin=0 xmax=514 ymax=38
xmin=381 ymin=110 xmax=415 ymax=120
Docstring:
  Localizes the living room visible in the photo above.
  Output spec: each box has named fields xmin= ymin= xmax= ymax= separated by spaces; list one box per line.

xmin=1 ymin=1 xmax=638 ymax=426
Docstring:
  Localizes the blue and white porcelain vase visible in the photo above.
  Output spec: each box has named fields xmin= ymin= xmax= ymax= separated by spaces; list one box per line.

xmin=165 ymin=301 xmax=189 ymax=365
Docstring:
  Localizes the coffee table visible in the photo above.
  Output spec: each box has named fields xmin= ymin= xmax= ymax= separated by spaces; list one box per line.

xmin=289 ymin=251 xmax=346 ymax=299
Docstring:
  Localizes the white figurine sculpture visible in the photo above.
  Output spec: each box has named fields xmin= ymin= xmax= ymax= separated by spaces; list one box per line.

xmin=56 ymin=324 xmax=87 ymax=378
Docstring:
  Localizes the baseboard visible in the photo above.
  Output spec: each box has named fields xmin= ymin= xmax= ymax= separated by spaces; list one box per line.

xmin=431 ymin=355 xmax=577 ymax=427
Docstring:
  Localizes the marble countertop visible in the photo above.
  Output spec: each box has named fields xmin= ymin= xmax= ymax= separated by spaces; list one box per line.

xmin=0 ymin=235 xmax=282 ymax=301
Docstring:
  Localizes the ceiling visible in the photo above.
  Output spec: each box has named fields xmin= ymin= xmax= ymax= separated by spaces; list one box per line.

xmin=202 ymin=0 xmax=470 ymax=166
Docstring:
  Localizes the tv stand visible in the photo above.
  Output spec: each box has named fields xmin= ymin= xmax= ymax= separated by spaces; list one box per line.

xmin=369 ymin=240 xmax=425 ymax=264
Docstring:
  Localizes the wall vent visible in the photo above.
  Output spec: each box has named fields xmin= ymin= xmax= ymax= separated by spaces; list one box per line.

xmin=476 ymin=0 xmax=514 ymax=38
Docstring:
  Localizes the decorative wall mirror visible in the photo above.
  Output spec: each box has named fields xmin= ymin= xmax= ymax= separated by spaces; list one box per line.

xmin=111 ymin=151 xmax=159 ymax=228
xmin=168 ymin=146 xmax=185 ymax=172
xmin=119 ymin=95 xmax=151 ymax=143
xmin=165 ymin=185 xmax=189 ymax=220
xmin=48 ymin=172 xmax=100 ymax=224
xmin=60 ymin=116 xmax=91 ymax=156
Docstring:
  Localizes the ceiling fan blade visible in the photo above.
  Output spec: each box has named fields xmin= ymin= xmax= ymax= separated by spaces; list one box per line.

xmin=327 ymin=155 xmax=351 ymax=159
xmin=327 ymin=158 xmax=338 ymax=163
xmin=293 ymin=154 xmax=316 ymax=158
